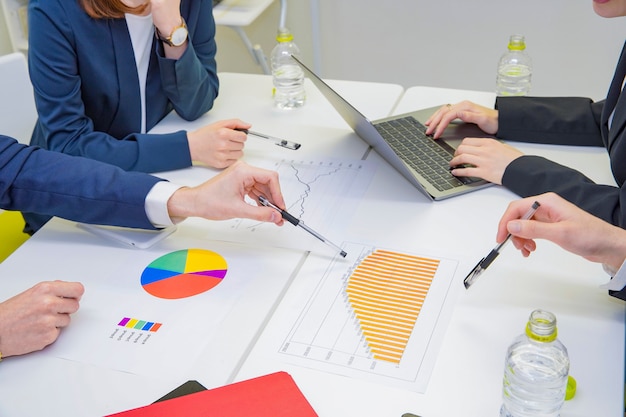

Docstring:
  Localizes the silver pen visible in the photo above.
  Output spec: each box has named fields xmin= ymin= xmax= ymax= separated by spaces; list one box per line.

xmin=464 ymin=201 xmax=541 ymax=289
xmin=258 ymin=196 xmax=347 ymax=258
xmin=237 ymin=129 xmax=301 ymax=150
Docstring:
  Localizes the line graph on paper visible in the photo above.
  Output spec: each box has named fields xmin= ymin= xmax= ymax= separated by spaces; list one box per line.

xmin=277 ymin=242 xmax=459 ymax=391
xmin=206 ymin=158 xmax=376 ymax=252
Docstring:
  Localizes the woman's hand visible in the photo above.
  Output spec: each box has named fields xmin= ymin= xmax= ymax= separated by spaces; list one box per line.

xmin=448 ymin=138 xmax=523 ymax=185
xmin=425 ymin=100 xmax=499 ymax=139
xmin=497 ymin=192 xmax=626 ymax=271
xmin=187 ymin=119 xmax=251 ymax=169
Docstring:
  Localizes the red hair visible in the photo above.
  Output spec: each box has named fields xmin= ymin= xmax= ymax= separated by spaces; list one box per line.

xmin=78 ymin=0 xmax=148 ymax=19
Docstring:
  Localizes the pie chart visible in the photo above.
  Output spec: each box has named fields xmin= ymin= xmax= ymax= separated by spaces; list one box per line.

xmin=140 ymin=249 xmax=228 ymax=299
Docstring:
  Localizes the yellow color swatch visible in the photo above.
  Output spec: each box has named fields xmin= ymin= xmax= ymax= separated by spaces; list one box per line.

xmin=345 ymin=249 xmax=439 ymax=364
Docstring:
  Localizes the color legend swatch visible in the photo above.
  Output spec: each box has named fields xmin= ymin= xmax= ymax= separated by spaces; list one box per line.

xmin=118 ymin=317 xmax=162 ymax=332
xmin=345 ymin=249 xmax=439 ymax=364
xmin=141 ymin=249 xmax=228 ymax=299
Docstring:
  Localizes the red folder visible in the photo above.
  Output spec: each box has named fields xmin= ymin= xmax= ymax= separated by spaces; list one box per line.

xmin=107 ymin=371 xmax=318 ymax=416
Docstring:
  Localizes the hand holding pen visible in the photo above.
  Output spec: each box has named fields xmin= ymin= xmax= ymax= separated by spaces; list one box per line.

xmin=464 ymin=201 xmax=540 ymax=289
xmin=187 ymin=119 xmax=250 ymax=169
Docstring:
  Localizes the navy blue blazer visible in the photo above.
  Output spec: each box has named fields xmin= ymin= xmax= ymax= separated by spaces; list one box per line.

xmin=0 ymin=136 xmax=161 ymax=230
xmin=27 ymin=0 xmax=219 ymax=173
xmin=496 ymin=40 xmax=626 ymax=300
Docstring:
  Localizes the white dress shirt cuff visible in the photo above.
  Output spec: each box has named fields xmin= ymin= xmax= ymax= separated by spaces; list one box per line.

xmin=600 ymin=260 xmax=626 ymax=291
xmin=145 ymin=181 xmax=186 ymax=228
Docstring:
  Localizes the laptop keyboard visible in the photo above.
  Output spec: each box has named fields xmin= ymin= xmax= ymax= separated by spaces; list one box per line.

xmin=375 ymin=116 xmax=480 ymax=192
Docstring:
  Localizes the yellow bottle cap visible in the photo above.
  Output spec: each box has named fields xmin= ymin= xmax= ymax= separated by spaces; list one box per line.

xmin=565 ymin=375 xmax=576 ymax=400
xmin=276 ymin=28 xmax=293 ymax=43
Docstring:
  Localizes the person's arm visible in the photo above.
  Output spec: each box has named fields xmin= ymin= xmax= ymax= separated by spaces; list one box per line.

xmin=424 ymin=96 xmax=604 ymax=148
xmin=165 ymin=161 xmax=285 ymax=225
xmin=495 ymin=96 xmax=605 ymax=147
xmin=0 ymin=281 xmax=84 ymax=357
xmin=502 ymin=155 xmax=625 ymax=226
xmin=153 ymin=0 xmax=219 ymax=121
xmin=0 ymin=136 xmax=159 ymax=229
xmin=2 ymin=136 xmax=286 ymax=229
xmin=425 ymin=101 xmax=499 ymax=139
xmin=497 ymin=192 xmax=626 ymax=271
xmin=144 ymin=160 xmax=286 ymax=227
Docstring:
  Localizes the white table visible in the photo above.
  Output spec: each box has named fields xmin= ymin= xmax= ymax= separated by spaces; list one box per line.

xmin=0 ymin=77 xmax=622 ymax=417
xmin=151 ymin=72 xmax=404 ymax=161
xmin=233 ymin=86 xmax=624 ymax=417
xmin=0 ymin=73 xmax=403 ymax=417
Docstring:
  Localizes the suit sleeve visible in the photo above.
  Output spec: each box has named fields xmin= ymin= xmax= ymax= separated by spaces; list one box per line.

xmin=503 ymin=155 xmax=626 ymax=227
xmin=496 ymin=96 xmax=605 ymax=147
xmin=0 ymin=136 xmax=161 ymax=229
xmin=156 ymin=0 xmax=219 ymax=121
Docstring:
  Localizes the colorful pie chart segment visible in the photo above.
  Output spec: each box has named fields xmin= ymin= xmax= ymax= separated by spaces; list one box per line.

xmin=141 ymin=249 xmax=228 ymax=299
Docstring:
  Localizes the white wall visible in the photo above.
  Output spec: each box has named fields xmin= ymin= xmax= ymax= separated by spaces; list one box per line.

xmin=0 ymin=4 xmax=14 ymax=55
xmin=216 ymin=0 xmax=626 ymax=101
xmin=1 ymin=1 xmax=623 ymax=101
xmin=315 ymin=0 xmax=625 ymax=100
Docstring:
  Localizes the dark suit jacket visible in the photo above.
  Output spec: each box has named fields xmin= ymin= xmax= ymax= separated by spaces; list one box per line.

xmin=496 ymin=40 xmax=626 ymax=300
xmin=27 ymin=0 xmax=218 ymax=173
xmin=0 ymin=136 xmax=160 ymax=229
xmin=25 ymin=0 xmax=217 ymax=232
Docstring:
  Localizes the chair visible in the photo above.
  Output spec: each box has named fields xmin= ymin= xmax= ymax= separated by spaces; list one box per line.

xmin=0 ymin=211 xmax=29 ymax=262
xmin=0 ymin=52 xmax=38 ymax=261
xmin=0 ymin=52 xmax=37 ymax=144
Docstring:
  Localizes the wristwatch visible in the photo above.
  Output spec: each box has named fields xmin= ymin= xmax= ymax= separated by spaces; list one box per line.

xmin=155 ymin=18 xmax=188 ymax=47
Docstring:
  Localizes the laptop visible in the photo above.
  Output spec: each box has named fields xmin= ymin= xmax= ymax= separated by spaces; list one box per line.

xmin=292 ymin=55 xmax=495 ymax=200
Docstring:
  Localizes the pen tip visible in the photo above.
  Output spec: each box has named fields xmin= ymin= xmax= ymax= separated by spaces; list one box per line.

xmin=340 ymin=250 xmax=347 ymax=258
xmin=463 ymin=267 xmax=483 ymax=290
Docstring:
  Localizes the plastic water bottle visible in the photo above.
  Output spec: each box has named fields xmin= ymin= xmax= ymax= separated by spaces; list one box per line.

xmin=500 ymin=309 xmax=570 ymax=417
xmin=496 ymin=35 xmax=532 ymax=96
xmin=270 ymin=27 xmax=306 ymax=109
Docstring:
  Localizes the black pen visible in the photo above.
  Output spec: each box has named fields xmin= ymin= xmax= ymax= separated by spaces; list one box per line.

xmin=237 ymin=128 xmax=301 ymax=150
xmin=258 ymin=196 xmax=347 ymax=258
xmin=463 ymin=201 xmax=541 ymax=289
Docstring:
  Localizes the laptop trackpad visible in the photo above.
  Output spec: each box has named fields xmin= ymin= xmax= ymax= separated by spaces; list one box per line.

xmin=443 ymin=122 xmax=490 ymax=145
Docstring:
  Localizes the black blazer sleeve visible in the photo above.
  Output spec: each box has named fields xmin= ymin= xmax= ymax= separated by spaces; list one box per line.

xmin=502 ymin=155 xmax=626 ymax=227
xmin=495 ymin=96 xmax=605 ymax=147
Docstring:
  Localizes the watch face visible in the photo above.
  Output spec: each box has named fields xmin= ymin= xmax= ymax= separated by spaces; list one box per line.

xmin=170 ymin=27 xmax=188 ymax=46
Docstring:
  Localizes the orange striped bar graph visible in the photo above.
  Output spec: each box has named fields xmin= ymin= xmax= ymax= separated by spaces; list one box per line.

xmin=346 ymin=249 xmax=439 ymax=364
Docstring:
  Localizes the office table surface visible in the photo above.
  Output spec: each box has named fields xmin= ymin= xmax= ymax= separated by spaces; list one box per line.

xmin=0 ymin=76 xmax=623 ymax=417
xmin=0 ymin=73 xmax=405 ymax=417
xmin=231 ymin=87 xmax=624 ymax=417
xmin=151 ymin=72 xmax=405 ymax=161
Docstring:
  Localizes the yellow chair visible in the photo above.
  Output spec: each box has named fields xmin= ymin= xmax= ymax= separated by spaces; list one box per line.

xmin=0 ymin=210 xmax=29 ymax=263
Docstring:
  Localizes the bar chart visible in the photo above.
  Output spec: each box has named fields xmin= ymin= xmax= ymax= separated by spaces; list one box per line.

xmin=277 ymin=242 xmax=459 ymax=391
xmin=346 ymin=249 xmax=438 ymax=364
